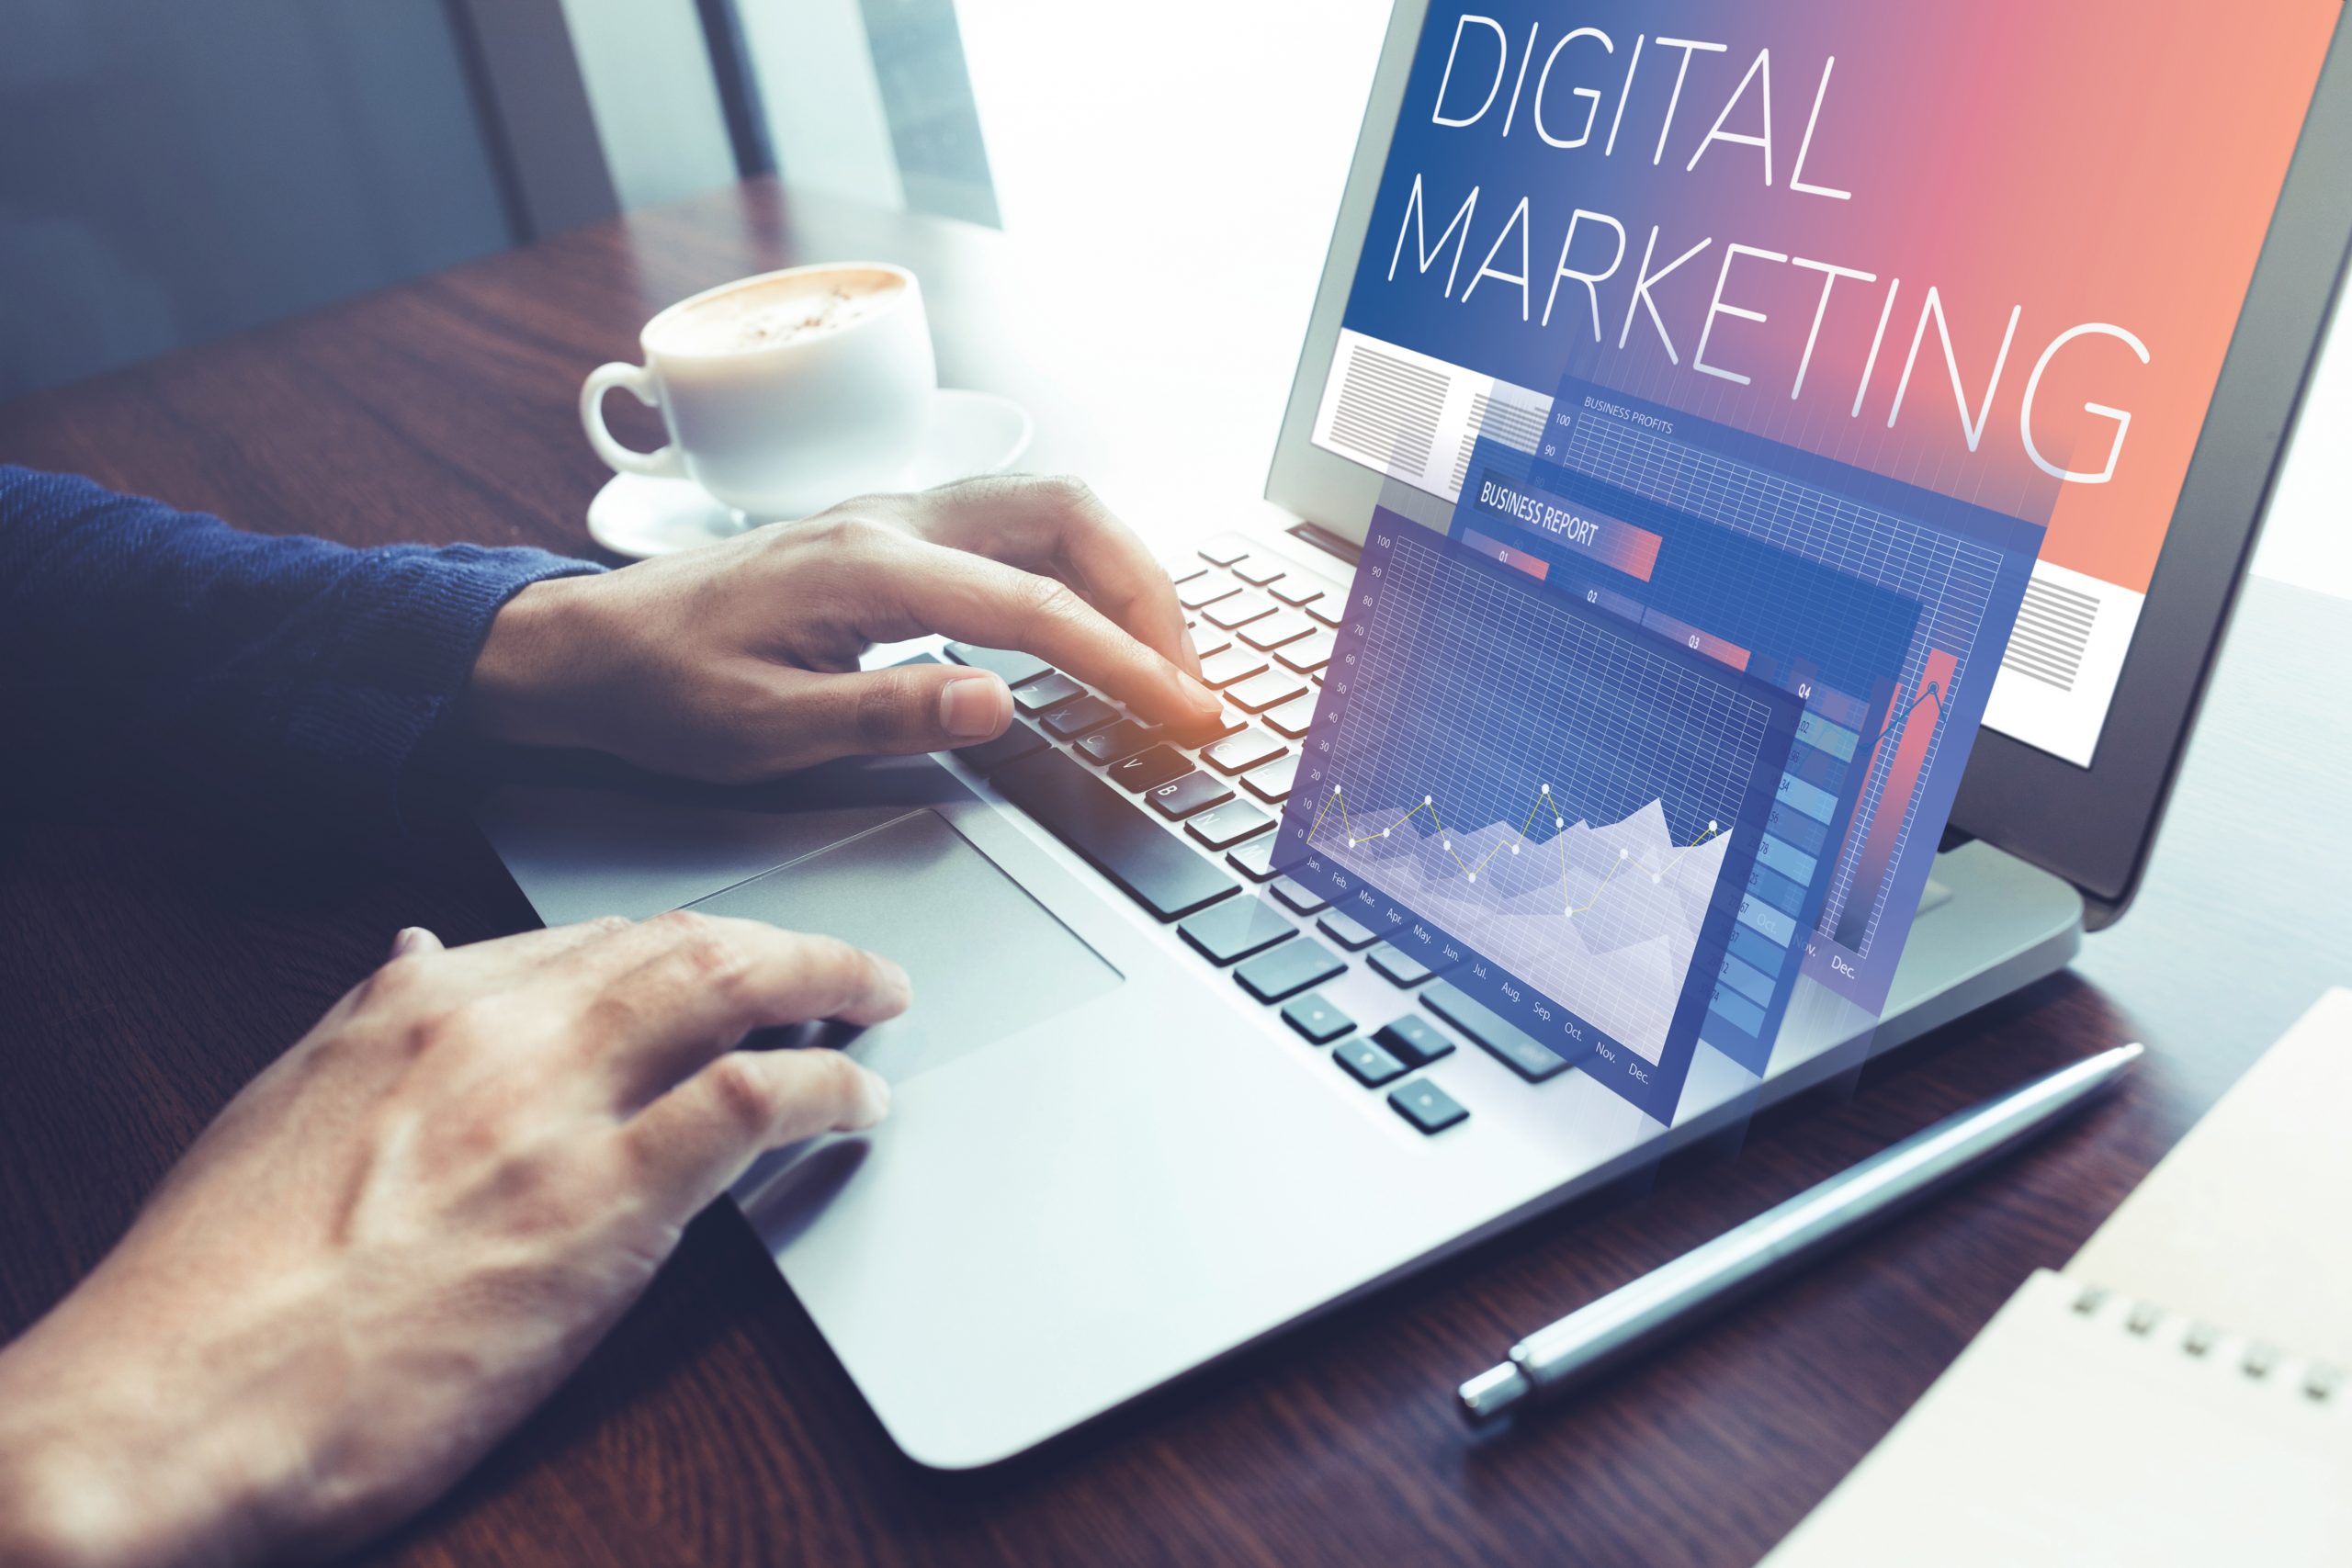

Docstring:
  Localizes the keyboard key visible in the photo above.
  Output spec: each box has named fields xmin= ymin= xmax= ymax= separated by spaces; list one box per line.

xmin=954 ymin=719 xmax=1046 ymax=774
xmin=1241 ymin=754 xmax=1298 ymax=804
xmin=1041 ymin=694 xmax=1119 ymax=739
xmin=945 ymin=642 xmax=1052 ymax=688
xmin=1388 ymin=1079 xmax=1469 ymax=1134
xmin=1239 ymin=608 xmax=1318 ymax=650
xmin=1203 ymin=591 xmax=1279 ymax=630
xmin=1306 ymin=593 xmax=1351 ymax=629
xmin=1374 ymin=1014 xmax=1455 ymax=1068
xmin=1012 ymin=671 xmax=1086 ymax=714
xmin=1281 ymin=992 xmax=1354 ymax=1044
xmin=1270 ymin=875 xmax=1329 ymax=915
xmin=1204 ymin=728 xmax=1285 ymax=775
xmin=1148 ymin=771 xmax=1234 ymax=820
xmin=1230 ymin=557 xmax=1287 ymax=587
xmin=1163 ymin=705 xmax=1246 ymax=748
xmin=1227 ymin=668 xmax=1309 ymax=714
xmin=1368 ymin=942 xmax=1442 ymax=987
xmin=1334 ymin=1036 xmax=1407 ymax=1087
xmin=1271 ymin=572 xmax=1344 ymax=607
xmin=1317 ymin=909 xmax=1381 ymax=950
xmin=1264 ymin=692 xmax=1319 ymax=739
xmin=1178 ymin=897 xmax=1298 ymax=965
xmin=1274 ymin=630 xmax=1337 ymax=673
xmin=1236 ymin=937 xmax=1346 ymax=1003
xmin=1108 ymin=743 xmax=1195 ymax=792
xmin=1186 ymin=798 xmax=1274 ymax=851
xmin=1198 ymin=532 xmax=1254 ymax=566
xmin=1185 ymin=626 xmax=1232 ymax=660
xmin=1226 ymin=839 xmax=1282 ymax=883
xmin=1162 ymin=558 xmax=1208 ymax=585
xmin=1198 ymin=647 xmax=1271 ymax=687
xmin=992 ymin=749 xmax=1238 ymax=921
xmin=1075 ymin=718 xmax=1160 ymax=764
xmin=1421 ymin=982 xmax=1573 ymax=1082
xmin=1180 ymin=573 xmax=1241 ymax=610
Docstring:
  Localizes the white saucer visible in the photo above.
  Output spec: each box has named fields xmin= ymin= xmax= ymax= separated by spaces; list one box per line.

xmin=585 ymin=388 xmax=1034 ymax=560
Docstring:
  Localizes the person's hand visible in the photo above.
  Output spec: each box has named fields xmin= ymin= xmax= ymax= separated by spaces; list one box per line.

xmin=0 ymin=914 xmax=905 ymax=1567
xmin=465 ymin=474 xmax=1221 ymax=781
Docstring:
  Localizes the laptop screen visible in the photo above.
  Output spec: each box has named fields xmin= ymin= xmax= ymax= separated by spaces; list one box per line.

xmin=1305 ymin=1 xmax=2335 ymax=770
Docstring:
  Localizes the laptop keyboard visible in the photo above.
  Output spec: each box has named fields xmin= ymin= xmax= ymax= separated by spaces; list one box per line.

xmin=943 ymin=530 xmax=1571 ymax=1138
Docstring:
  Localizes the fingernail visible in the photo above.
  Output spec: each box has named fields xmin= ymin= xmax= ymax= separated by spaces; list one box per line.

xmin=389 ymin=926 xmax=431 ymax=958
xmin=848 ymin=1064 xmax=893 ymax=1129
xmin=939 ymin=674 xmax=1009 ymax=739
xmin=876 ymin=953 xmax=913 ymax=1010
xmin=1180 ymin=673 xmax=1220 ymax=714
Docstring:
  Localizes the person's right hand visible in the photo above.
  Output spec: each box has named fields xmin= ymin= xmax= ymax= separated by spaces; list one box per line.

xmin=0 ymin=912 xmax=905 ymax=1568
xmin=465 ymin=474 xmax=1223 ymax=782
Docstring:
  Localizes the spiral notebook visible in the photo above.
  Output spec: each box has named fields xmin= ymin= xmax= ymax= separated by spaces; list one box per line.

xmin=1764 ymin=989 xmax=2352 ymax=1566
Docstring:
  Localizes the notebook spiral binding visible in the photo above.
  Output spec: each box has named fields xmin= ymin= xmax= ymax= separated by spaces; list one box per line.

xmin=2068 ymin=1280 xmax=2344 ymax=1405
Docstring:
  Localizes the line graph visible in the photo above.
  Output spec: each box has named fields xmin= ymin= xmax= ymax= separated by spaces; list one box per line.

xmin=1306 ymin=783 xmax=1723 ymax=913
xmin=1443 ymin=406 xmax=1935 ymax=1077
xmin=1279 ymin=518 xmax=1803 ymax=1115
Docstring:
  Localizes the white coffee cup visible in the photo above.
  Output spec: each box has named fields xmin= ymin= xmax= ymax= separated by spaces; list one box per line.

xmin=581 ymin=261 xmax=936 ymax=520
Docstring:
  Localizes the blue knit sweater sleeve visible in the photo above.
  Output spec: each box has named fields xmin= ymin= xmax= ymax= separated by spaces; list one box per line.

xmin=0 ymin=464 xmax=601 ymax=846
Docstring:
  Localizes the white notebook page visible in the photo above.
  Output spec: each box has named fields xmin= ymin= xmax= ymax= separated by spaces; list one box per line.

xmin=1763 ymin=1269 xmax=2349 ymax=1566
xmin=1765 ymin=990 xmax=2352 ymax=1565
xmin=2065 ymin=988 xmax=2352 ymax=1366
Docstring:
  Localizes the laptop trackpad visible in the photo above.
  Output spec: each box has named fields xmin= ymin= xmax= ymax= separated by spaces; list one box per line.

xmin=684 ymin=807 xmax=1120 ymax=1084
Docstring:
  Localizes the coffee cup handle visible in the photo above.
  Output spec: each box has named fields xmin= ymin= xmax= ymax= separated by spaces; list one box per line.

xmin=580 ymin=362 xmax=686 ymax=479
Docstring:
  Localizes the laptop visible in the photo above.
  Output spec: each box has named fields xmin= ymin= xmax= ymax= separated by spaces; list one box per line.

xmin=481 ymin=1 xmax=2352 ymax=1468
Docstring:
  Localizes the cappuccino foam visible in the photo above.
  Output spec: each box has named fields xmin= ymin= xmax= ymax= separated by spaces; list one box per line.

xmin=654 ymin=268 xmax=905 ymax=355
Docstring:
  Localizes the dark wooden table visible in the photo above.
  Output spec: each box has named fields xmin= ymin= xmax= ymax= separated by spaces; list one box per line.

xmin=4 ymin=177 xmax=2346 ymax=1567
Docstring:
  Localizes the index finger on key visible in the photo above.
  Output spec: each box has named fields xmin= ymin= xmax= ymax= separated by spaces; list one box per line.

xmin=912 ymin=477 xmax=1201 ymax=678
xmin=878 ymin=532 xmax=1222 ymax=730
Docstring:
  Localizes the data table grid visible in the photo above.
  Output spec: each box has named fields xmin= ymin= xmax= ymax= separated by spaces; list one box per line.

xmin=1562 ymin=415 xmax=2004 ymax=960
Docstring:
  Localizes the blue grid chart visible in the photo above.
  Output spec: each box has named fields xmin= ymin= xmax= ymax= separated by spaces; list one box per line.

xmin=1444 ymin=429 xmax=1923 ymax=1073
xmin=1280 ymin=520 xmax=1802 ymax=1121
xmin=1539 ymin=378 xmax=2043 ymax=1015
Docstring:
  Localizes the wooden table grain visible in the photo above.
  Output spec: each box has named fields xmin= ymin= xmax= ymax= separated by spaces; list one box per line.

xmin=3 ymin=177 xmax=2346 ymax=1567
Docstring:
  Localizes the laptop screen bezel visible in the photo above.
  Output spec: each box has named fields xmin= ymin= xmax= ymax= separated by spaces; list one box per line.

xmin=1265 ymin=0 xmax=2352 ymax=920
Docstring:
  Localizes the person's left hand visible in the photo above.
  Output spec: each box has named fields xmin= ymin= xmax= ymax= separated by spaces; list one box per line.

xmin=465 ymin=474 xmax=1221 ymax=781
xmin=0 ymin=913 xmax=906 ymax=1567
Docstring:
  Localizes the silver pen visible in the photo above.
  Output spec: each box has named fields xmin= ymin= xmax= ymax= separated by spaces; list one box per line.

xmin=1458 ymin=1042 xmax=2144 ymax=1423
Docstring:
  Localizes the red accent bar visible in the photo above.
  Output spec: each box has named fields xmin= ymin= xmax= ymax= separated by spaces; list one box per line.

xmin=1640 ymin=608 xmax=1752 ymax=672
xmin=1837 ymin=647 xmax=1958 ymax=942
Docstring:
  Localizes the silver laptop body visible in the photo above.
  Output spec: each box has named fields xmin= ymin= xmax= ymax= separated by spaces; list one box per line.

xmin=481 ymin=0 xmax=2081 ymax=1468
